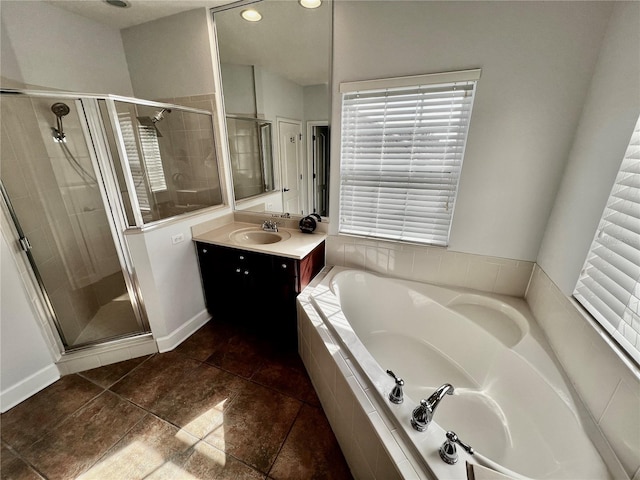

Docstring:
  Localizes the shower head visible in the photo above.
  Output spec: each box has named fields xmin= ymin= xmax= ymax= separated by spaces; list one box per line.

xmin=51 ymin=102 xmax=70 ymax=142
xmin=152 ymin=108 xmax=171 ymax=124
xmin=51 ymin=102 xmax=70 ymax=118
xmin=137 ymin=108 xmax=171 ymax=137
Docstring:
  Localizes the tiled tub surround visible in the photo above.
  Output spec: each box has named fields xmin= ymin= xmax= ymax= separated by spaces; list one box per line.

xmin=324 ymin=235 xmax=534 ymax=297
xmin=526 ymin=266 xmax=640 ymax=480
xmin=298 ymin=267 xmax=614 ymax=479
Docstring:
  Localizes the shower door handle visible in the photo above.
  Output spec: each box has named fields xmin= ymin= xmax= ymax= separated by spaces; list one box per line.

xmin=19 ymin=236 xmax=32 ymax=252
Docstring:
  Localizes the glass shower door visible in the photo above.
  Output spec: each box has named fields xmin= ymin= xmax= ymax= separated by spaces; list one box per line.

xmin=0 ymin=93 xmax=149 ymax=349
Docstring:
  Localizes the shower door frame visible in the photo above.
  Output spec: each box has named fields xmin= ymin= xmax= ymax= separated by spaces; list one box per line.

xmin=0 ymin=89 xmax=153 ymax=352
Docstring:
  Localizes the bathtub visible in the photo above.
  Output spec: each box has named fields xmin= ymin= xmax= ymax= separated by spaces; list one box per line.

xmin=299 ymin=267 xmax=612 ymax=480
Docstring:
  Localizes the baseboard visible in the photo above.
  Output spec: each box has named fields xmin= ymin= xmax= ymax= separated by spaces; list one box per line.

xmin=155 ymin=309 xmax=211 ymax=353
xmin=0 ymin=363 xmax=60 ymax=413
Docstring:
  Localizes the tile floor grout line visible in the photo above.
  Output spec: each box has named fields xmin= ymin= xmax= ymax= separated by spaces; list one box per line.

xmin=77 ymin=353 xmax=155 ymax=389
xmin=75 ymin=410 xmax=153 ymax=479
xmin=2 ymin=439 xmax=49 ymax=480
xmin=265 ymin=400 xmax=305 ymax=480
xmin=2 ymin=379 xmax=108 ymax=456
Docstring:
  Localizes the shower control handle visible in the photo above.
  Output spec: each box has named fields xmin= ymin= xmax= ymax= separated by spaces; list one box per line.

xmin=386 ymin=370 xmax=404 ymax=404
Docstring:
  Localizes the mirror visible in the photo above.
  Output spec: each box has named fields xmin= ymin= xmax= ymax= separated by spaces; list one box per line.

xmin=213 ymin=0 xmax=331 ymax=218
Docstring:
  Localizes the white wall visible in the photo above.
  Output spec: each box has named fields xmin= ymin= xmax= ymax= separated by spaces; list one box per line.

xmin=303 ymin=84 xmax=329 ymax=123
xmin=255 ymin=67 xmax=304 ymax=122
xmin=329 ymin=1 xmax=613 ymax=262
xmin=125 ymin=210 xmax=234 ymax=352
xmin=0 ymin=1 xmax=133 ymax=95
xmin=530 ymin=7 xmax=640 ymax=475
xmin=537 ymin=1 xmax=640 ymax=295
xmin=1 ymin=228 xmax=59 ymax=412
xmin=122 ymin=8 xmax=216 ymax=99
xmin=219 ymin=63 xmax=256 ymax=116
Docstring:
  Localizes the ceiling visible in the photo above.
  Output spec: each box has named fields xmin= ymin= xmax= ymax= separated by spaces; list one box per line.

xmin=43 ymin=0 xmax=331 ymax=86
xmin=44 ymin=0 xmax=239 ymax=30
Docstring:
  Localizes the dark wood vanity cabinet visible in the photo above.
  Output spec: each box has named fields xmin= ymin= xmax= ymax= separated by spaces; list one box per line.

xmin=195 ymin=241 xmax=325 ymax=347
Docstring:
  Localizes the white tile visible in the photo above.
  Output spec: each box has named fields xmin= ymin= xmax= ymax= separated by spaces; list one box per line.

xmin=57 ymin=355 xmax=101 ymax=375
xmin=465 ymin=258 xmax=499 ymax=292
xmin=365 ymin=246 xmax=389 ymax=274
xmin=375 ymin=444 xmax=403 ymax=480
xmin=598 ymin=380 xmax=640 ymax=477
xmin=349 ymin=441 xmax=376 ymax=480
xmin=395 ymin=459 xmax=421 ymax=480
xmin=344 ymin=244 xmax=366 ymax=269
xmin=351 ymin=413 xmax=379 ymax=478
xmin=438 ymin=251 xmax=470 ymax=287
xmin=411 ymin=250 xmax=442 ymax=283
xmin=97 ymin=349 xmax=132 ymax=366
xmin=347 ymin=378 xmax=374 ymax=414
xmin=494 ymin=262 xmax=533 ymax=297
xmin=326 ymin=240 xmax=345 ymax=266
xmin=387 ymin=249 xmax=414 ymax=278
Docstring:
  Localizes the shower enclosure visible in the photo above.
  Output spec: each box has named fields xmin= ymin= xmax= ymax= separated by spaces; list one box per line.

xmin=0 ymin=89 xmax=223 ymax=351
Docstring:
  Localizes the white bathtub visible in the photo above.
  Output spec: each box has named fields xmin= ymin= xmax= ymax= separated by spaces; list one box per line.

xmin=302 ymin=267 xmax=612 ymax=480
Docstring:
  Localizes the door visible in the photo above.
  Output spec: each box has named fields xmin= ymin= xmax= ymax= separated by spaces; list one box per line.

xmin=311 ymin=124 xmax=329 ymax=217
xmin=278 ymin=119 xmax=303 ymax=215
xmin=0 ymin=93 xmax=149 ymax=349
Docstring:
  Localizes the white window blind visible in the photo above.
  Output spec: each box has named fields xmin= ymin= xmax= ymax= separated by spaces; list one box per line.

xmin=574 ymin=116 xmax=640 ymax=365
xmin=339 ymin=73 xmax=477 ymax=246
xmin=137 ymin=125 xmax=167 ymax=193
xmin=118 ymin=113 xmax=151 ymax=212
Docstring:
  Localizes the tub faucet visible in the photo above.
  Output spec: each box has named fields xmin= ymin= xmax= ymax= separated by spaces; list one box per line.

xmin=411 ymin=383 xmax=454 ymax=432
xmin=386 ymin=370 xmax=404 ymax=404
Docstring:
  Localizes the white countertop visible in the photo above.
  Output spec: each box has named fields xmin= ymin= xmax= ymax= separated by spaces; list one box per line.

xmin=192 ymin=221 xmax=326 ymax=260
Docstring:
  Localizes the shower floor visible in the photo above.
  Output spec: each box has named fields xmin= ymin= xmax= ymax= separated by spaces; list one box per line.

xmin=72 ymin=293 xmax=141 ymax=346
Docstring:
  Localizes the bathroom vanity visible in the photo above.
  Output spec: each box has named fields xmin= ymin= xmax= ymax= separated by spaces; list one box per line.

xmin=193 ymin=222 xmax=325 ymax=348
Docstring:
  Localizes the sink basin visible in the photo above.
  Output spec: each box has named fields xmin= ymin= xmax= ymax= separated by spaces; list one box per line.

xmin=229 ymin=228 xmax=291 ymax=245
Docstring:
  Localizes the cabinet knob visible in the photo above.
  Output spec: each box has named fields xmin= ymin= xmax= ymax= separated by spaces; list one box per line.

xmin=244 ymin=270 xmax=249 ymax=275
xmin=239 ymin=255 xmax=245 ymax=260
xmin=281 ymin=263 xmax=287 ymax=269
xmin=236 ymin=268 xmax=241 ymax=273
xmin=202 ymin=249 xmax=208 ymax=254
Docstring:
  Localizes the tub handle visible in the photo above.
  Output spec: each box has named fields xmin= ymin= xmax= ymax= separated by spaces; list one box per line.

xmin=386 ymin=370 xmax=404 ymax=404
xmin=439 ymin=431 xmax=474 ymax=465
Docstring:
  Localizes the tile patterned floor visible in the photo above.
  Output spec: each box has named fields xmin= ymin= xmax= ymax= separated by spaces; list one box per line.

xmin=1 ymin=320 xmax=353 ymax=480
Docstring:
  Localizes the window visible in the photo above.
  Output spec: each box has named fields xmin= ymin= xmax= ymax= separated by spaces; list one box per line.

xmin=574 ymin=116 xmax=640 ymax=364
xmin=339 ymin=70 xmax=479 ymax=246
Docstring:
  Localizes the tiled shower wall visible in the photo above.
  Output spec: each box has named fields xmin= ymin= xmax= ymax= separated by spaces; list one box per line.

xmin=325 ymin=234 xmax=534 ymax=297
xmin=1 ymin=95 xmax=121 ymax=344
xmin=225 ymin=117 xmax=264 ymax=200
xmin=526 ymin=266 xmax=640 ymax=479
xmin=154 ymin=94 xmax=223 ymax=209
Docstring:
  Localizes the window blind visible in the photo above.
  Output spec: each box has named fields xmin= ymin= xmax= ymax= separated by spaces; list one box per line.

xmin=118 ymin=113 xmax=151 ymax=212
xmin=137 ymin=125 xmax=168 ymax=193
xmin=574 ymin=116 xmax=640 ymax=364
xmin=339 ymin=77 xmax=477 ymax=246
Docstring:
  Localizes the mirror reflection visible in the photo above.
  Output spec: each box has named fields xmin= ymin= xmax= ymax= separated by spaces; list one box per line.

xmin=214 ymin=0 xmax=331 ymax=217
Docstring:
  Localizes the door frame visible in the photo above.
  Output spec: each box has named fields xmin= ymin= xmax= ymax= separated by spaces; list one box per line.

xmin=276 ymin=117 xmax=304 ymax=215
xmin=306 ymin=121 xmax=329 ymax=217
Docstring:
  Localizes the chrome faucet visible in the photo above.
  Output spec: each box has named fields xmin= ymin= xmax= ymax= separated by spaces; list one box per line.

xmin=386 ymin=370 xmax=404 ymax=404
xmin=262 ymin=220 xmax=278 ymax=232
xmin=411 ymin=383 xmax=454 ymax=432
xmin=439 ymin=430 xmax=474 ymax=465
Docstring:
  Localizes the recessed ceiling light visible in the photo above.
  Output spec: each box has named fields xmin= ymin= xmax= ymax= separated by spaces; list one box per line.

xmin=299 ymin=0 xmax=322 ymax=9
xmin=241 ymin=9 xmax=262 ymax=22
xmin=104 ymin=0 xmax=130 ymax=8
